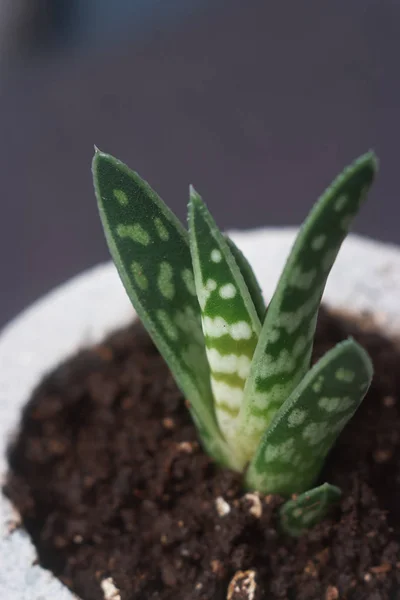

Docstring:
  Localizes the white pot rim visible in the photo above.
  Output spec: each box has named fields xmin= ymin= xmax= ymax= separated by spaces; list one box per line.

xmin=1 ymin=227 xmax=400 ymax=599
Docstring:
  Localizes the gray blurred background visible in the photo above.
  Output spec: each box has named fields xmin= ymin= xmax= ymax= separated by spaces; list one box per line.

xmin=0 ymin=0 xmax=399 ymax=329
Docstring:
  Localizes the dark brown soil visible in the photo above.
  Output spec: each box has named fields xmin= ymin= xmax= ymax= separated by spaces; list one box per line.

xmin=4 ymin=308 xmax=400 ymax=600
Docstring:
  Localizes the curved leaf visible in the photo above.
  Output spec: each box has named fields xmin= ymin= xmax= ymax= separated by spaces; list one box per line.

xmin=93 ymin=151 xmax=233 ymax=468
xmin=188 ymin=188 xmax=260 ymax=451
xmin=238 ymin=153 xmax=377 ymax=460
xmin=245 ymin=339 xmax=373 ymax=495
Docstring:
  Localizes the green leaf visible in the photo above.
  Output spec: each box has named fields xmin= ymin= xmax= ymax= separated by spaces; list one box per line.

xmin=225 ymin=236 xmax=266 ymax=322
xmin=280 ymin=483 xmax=341 ymax=536
xmin=245 ymin=338 xmax=373 ymax=495
xmin=238 ymin=152 xmax=377 ymax=460
xmin=92 ymin=151 xmax=234 ymax=468
xmin=188 ymin=188 xmax=261 ymax=451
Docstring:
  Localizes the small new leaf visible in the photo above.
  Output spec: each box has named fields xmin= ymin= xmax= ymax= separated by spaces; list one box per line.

xmin=93 ymin=151 xmax=232 ymax=467
xmin=280 ymin=483 xmax=341 ymax=536
xmin=188 ymin=188 xmax=261 ymax=447
xmin=238 ymin=152 xmax=377 ymax=461
xmin=245 ymin=338 xmax=373 ymax=495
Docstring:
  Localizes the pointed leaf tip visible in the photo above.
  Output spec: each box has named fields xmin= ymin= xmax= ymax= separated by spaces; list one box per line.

xmin=351 ymin=150 xmax=379 ymax=179
xmin=92 ymin=147 xmax=110 ymax=175
xmin=189 ymin=184 xmax=198 ymax=197
xmin=360 ymin=149 xmax=379 ymax=172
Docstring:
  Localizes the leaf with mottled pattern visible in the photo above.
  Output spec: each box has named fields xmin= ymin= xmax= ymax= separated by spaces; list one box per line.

xmin=93 ymin=151 xmax=233 ymax=468
xmin=238 ymin=153 xmax=377 ymax=461
xmin=280 ymin=483 xmax=341 ymax=536
xmin=188 ymin=188 xmax=261 ymax=451
xmin=245 ymin=339 xmax=373 ymax=495
xmin=225 ymin=236 xmax=266 ymax=322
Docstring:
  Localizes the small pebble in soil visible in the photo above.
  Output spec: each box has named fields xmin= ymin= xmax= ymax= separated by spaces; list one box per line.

xmin=325 ymin=585 xmax=339 ymax=600
xmin=215 ymin=496 xmax=231 ymax=516
xmin=227 ymin=570 xmax=258 ymax=600
xmin=243 ymin=493 xmax=263 ymax=518
xmin=100 ymin=577 xmax=121 ymax=600
xmin=383 ymin=395 xmax=396 ymax=407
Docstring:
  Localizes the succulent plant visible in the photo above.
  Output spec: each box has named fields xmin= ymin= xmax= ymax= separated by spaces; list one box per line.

xmin=93 ymin=150 xmax=376 ymax=535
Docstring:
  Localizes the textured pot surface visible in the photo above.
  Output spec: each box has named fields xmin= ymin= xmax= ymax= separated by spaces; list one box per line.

xmin=1 ymin=228 xmax=400 ymax=599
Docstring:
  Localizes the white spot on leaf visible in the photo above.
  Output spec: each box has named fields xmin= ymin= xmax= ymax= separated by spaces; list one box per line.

xmin=211 ymin=378 xmax=243 ymax=410
xmin=131 ymin=261 xmax=148 ymax=290
xmin=334 ymin=194 xmax=347 ymax=211
xmin=335 ymin=368 xmax=355 ymax=382
xmin=311 ymin=234 xmax=326 ymax=251
xmin=303 ymin=422 xmax=329 ymax=445
xmin=250 ymin=391 xmax=270 ymax=410
xmin=337 ymin=397 xmax=356 ymax=412
xmin=293 ymin=335 xmax=307 ymax=357
xmin=203 ymin=316 xmax=253 ymax=341
xmin=259 ymin=349 xmax=296 ymax=377
xmin=206 ymin=348 xmax=251 ymax=379
xmin=113 ymin=189 xmax=128 ymax=206
xmin=117 ymin=223 xmax=150 ymax=246
xmin=264 ymin=438 xmax=295 ymax=463
xmin=175 ymin=306 xmax=204 ymax=344
xmin=319 ymin=396 xmax=355 ymax=414
xmin=220 ymin=283 xmax=237 ymax=299
xmin=318 ymin=397 xmax=340 ymax=412
xmin=203 ymin=316 xmax=229 ymax=337
xmin=181 ymin=268 xmax=197 ymax=296
xmin=289 ymin=265 xmax=317 ymax=290
xmin=211 ymin=249 xmax=222 ymax=263
xmin=268 ymin=328 xmax=280 ymax=343
xmin=231 ymin=321 xmax=252 ymax=340
xmin=158 ymin=262 xmax=175 ymax=300
xmin=198 ymin=279 xmax=217 ymax=309
xmin=278 ymin=288 xmax=323 ymax=334
xmin=156 ymin=309 xmax=178 ymax=340
xmin=312 ymin=376 xmax=324 ymax=393
xmin=154 ymin=217 xmax=169 ymax=240
xmin=287 ymin=408 xmax=307 ymax=427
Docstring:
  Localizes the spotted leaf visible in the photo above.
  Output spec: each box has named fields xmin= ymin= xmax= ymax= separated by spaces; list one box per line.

xmin=93 ymin=151 xmax=233 ymax=468
xmin=225 ymin=236 xmax=266 ymax=322
xmin=238 ymin=152 xmax=377 ymax=461
xmin=188 ymin=188 xmax=261 ymax=450
xmin=280 ymin=483 xmax=341 ymax=536
xmin=245 ymin=338 xmax=373 ymax=495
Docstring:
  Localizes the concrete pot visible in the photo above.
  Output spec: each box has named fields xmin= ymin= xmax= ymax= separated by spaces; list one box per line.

xmin=1 ymin=228 xmax=400 ymax=599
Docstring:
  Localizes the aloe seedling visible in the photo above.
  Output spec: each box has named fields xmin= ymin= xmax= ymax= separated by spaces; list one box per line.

xmin=93 ymin=150 xmax=376 ymax=535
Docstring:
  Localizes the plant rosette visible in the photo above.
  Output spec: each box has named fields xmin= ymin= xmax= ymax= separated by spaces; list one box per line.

xmin=1 ymin=157 xmax=400 ymax=598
